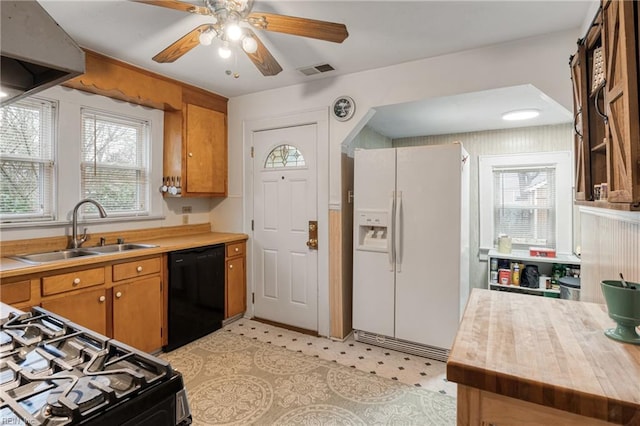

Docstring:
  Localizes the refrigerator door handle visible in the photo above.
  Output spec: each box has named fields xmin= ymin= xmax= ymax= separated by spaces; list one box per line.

xmin=395 ymin=191 xmax=403 ymax=272
xmin=388 ymin=192 xmax=395 ymax=272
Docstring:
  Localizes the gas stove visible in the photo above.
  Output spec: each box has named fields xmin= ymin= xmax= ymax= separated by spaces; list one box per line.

xmin=0 ymin=307 xmax=191 ymax=425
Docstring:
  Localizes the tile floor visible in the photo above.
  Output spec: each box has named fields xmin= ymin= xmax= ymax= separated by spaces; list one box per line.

xmin=223 ymin=318 xmax=457 ymax=397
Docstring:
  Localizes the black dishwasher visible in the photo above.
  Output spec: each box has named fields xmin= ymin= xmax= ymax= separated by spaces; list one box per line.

xmin=165 ymin=244 xmax=225 ymax=351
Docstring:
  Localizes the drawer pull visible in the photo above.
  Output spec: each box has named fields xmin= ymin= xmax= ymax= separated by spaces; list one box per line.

xmin=73 ymin=278 xmax=81 ymax=285
xmin=229 ymin=264 xmax=234 ymax=269
xmin=136 ymin=266 xmax=143 ymax=272
xmin=99 ymin=296 xmax=106 ymax=302
xmin=235 ymin=247 xmax=239 ymax=252
xmin=116 ymin=291 xmax=122 ymax=298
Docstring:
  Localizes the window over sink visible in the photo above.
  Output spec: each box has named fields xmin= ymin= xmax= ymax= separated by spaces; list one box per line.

xmin=0 ymin=85 xmax=163 ymax=231
xmin=81 ymin=109 xmax=150 ymax=217
xmin=0 ymin=97 xmax=57 ymax=223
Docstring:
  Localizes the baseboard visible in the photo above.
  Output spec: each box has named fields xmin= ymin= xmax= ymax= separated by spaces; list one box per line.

xmin=353 ymin=330 xmax=449 ymax=362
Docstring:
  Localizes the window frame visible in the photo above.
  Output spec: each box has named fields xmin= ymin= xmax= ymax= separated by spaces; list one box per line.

xmin=479 ymin=151 xmax=573 ymax=255
xmin=0 ymin=96 xmax=58 ymax=223
xmin=80 ymin=107 xmax=150 ymax=218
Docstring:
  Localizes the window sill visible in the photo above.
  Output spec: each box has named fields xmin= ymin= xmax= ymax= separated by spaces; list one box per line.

xmin=0 ymin=214 xmax=166 ymax=229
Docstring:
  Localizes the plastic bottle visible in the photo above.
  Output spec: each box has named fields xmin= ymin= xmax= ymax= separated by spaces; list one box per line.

xmin=512 ymin=263 xmax=520 ymax=286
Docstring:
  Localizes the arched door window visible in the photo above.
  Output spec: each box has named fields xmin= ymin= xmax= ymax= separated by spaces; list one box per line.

xmin=264 ymin=144 xmax=306 ymax=168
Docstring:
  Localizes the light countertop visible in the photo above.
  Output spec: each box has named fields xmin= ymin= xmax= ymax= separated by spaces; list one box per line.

xmin=447 ymin=289 xmax=640 ymax=424
xmin=0 ymin=231 xmax=247 ymax=279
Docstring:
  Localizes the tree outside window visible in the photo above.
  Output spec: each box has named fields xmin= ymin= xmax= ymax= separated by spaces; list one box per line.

xmin=80 ymin=109 xmax=149 ymax=217
xmin=0 ymin=98 xmax=56 ymax=222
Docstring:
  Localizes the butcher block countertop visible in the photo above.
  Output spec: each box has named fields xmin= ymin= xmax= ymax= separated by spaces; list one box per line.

xmin=447 ymin=289 xmax=640 ymax=424
xmin=0 ymin=224 xmax=247 ymax=279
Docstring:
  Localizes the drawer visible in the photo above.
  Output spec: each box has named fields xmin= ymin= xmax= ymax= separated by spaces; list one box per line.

xmin=42 ymin=268 xmax=105 ymax=296
xmin=1 ymin=279 xmax=31 ymax=304
xmin=226 ymin=241 xmax=245 ymax=258
xmin=112 ymin=256 xmax=161 ymax=282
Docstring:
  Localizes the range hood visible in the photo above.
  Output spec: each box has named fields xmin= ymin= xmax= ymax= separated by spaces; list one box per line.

xmin=1 ymin=0 xmax=85 ymax=106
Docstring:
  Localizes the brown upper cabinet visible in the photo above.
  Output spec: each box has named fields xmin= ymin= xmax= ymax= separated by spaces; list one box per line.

xmin=570 ymin=0 xmax=640 ymax=211
xmin=64 ymin=50 xmax=229 ymax=198
xmin=164 ymin=88 xmax=228 ymax=197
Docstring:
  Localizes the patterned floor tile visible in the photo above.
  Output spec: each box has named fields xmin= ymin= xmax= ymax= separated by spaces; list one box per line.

xmin=223 ymin=319 xmax=457 ymax=396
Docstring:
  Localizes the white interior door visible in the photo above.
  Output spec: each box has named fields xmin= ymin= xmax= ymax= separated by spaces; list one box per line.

xmin=252 ymin=124 xmax=318 ymax=331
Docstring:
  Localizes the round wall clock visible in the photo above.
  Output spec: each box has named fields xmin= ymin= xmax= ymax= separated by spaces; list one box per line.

xmin=332 ymin=96 xmax=355 ymax=121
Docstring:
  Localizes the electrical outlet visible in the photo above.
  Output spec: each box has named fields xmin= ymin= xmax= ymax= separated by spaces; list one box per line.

xmin=182 ymin=214 xmax=189 ymax=225
xmin=181 ymin=206 xmax=192 ymax=214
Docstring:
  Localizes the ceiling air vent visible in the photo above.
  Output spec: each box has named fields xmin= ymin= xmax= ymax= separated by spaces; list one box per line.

xmin=298 ymin=64 xmax=335 ymax=76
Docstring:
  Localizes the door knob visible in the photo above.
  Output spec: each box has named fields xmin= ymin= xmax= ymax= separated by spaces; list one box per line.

xmin=306 ymin=239 xmax=318 ymax=249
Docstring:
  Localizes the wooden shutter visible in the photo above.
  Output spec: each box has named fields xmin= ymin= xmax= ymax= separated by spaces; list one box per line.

xmin=570 ymin=44 xmax=591 ymax=201
xmin=602 ymin=0 xmax=640 ymax=203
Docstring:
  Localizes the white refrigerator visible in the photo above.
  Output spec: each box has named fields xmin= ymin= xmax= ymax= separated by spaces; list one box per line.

xmin=352 ymin=143 xmax=469 ymax=360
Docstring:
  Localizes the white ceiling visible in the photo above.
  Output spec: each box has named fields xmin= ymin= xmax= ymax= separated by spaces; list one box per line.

xmin=39 ymin=0 xmax=593 ymax=137
xmin=367 ymin=84 xmax=573 ymax=139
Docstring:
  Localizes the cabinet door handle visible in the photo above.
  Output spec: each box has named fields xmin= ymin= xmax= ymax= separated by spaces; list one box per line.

xmin=116 ymin=291 xmax=122 ymax=298
xmin=188 ymin=152 xmax=193 ymax=157
xmin=73 ymin=278 xmax=81 ymax=285
xmin=235 ymin=247 xmax=239 ymax=252
xmin=99 ymin=296 xmax=106 ymax=302
xmin=573 ymin=108 xmax=582 ymax=138
xmin=229 ymin=264 xmax=234 ymax=269
xmin=594 ymin=82 xmax=608 ymax=123
xmin=136 ymin=266 xmax=143 ymax=272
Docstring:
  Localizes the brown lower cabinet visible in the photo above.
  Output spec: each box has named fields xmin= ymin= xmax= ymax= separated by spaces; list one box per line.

xmin=112 ymin=276 xmax=162 ymax=353
xmin=225 ymin=241 xmax=246 ymax=318
xmin=36 ymin=255 xmax=163 ymax=353
xmin=41 ymin=287 xmax=108 ymax=335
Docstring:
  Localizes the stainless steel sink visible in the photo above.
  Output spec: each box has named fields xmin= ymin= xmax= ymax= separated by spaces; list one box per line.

xmin=12 ymin=249 xmax=99 ymax=264
xmin=11 ymin=243 xmax=158 ymax=264
xmin=87 ymin=243 xmax=158 ymax=253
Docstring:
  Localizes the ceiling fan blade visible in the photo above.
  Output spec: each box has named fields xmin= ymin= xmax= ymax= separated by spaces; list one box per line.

xmin=153 ymin=24 xmax=211 ymax=63
xmin=243 ymin=29 xmax=283 ymax=76
xmin=247 ymin=12 xmax=348 ymax=43
xmin=131 ymin=0 xmax=211 ymax=16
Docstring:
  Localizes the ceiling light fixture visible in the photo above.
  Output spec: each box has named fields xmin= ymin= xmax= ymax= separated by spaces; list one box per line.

xmin=218 ymin=41 xmax=232 ymax=59
xmin=502 ymin=109 xmax=540 ymax=121
xmin=198 ymin=28 xmax=216 ymax=46
xmin=241 ymin=35 xmax=258 ymax=54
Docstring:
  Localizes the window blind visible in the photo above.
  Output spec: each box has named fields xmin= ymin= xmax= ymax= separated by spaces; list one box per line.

xmin=0 ymin=98 xmax=56 ymax=222
xmin=81 ymin=109 xmax=149 ymax=216
xmin=493 ymin=166 xmax=556 ymax=248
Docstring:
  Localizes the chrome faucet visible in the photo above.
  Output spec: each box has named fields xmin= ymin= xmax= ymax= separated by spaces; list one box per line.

xmin=71 ymin=199 xmax=107 ymax=248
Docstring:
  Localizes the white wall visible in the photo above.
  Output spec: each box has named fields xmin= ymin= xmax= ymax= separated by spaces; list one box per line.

xmin=222 ymin=28 xmax=580 ymax=232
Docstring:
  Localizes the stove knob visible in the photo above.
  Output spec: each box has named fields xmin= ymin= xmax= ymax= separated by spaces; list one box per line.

xmin=99 ymin=296 xmax=106 ymax=302
xmin=116 ymin=291 xmax=123 ymax=298
xmin=73 ymin=278 xmax=81 ymax=285
xmin=137 ymin=266 xmax=143 ymax=272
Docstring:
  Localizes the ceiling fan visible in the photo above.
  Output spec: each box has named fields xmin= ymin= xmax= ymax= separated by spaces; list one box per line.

xmin=134 ymin=0 xmax=349 ymax=76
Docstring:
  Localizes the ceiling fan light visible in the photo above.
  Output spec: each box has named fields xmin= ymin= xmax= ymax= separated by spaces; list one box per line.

xmin=218 ymin=43 xmax=232 ymax=59
xmin=242 ymin=35 xmax=258 ymax=54
xmin=199 ymin=29 xmax=215 ymax=46
xmin=226 ymin=23 xmax=242 ymax=41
